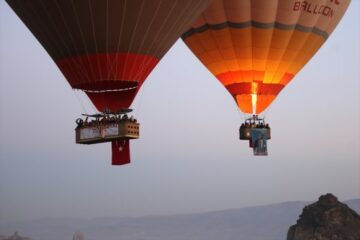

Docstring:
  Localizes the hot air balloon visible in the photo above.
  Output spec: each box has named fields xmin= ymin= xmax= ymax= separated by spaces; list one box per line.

xmin=6 ymin=0 xmax=210 ymax=165
xmin=182 ymin=0 xmax=351 ymax=155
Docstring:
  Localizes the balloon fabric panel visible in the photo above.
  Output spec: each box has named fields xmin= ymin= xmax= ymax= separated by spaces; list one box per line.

xmin=183 ymin=0 xmax=351 ymax=114
xmin=6 ymin=0 xmax=210 ymax=111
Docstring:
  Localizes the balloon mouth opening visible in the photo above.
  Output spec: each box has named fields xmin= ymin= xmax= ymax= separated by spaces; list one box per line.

xmin=74 ymin=80 xmax=138 ymax=92
xmin=80 ymin=81 xmax=139 ymax=112
xmin=83 ymin=87 xmax=137 ymax=93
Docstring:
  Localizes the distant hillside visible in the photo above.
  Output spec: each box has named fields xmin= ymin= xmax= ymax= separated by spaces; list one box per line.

xmin=1 ymin=199 xmax=359 ymax=240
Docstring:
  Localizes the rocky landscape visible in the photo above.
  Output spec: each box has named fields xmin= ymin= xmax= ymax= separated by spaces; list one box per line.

xmin=0 ymin=232 xmax=31 ymax=240
xmin=288 ymin=193 xmax=360 ymax=240
xmin=1 ymin=195 xmax=359 ymax=240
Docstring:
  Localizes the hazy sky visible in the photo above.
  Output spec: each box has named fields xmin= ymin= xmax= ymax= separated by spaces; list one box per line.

xmin=0 ymin=1 xmax=359 ymax=222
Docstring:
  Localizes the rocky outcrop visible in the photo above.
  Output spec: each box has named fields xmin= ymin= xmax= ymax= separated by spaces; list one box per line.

xmin=287 ymin=193 xmax=360 ymax=240
xmin=73 ymin=231 xmax=85 ymax=240
xmin=0 ymin=232 xmax=31 ymax=240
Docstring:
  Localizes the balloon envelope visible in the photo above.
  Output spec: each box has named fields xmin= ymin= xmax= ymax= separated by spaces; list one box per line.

xmin=7 ymin=0 xmax=210 ymax=111
xmin=183 ymin=0 xmax=351 ymax=114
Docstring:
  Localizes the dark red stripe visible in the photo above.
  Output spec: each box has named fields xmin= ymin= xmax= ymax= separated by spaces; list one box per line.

xmin=216 ymin=71 xmax=294 ymax=87
xmin=216 ymin=70 xmax=265 ymax=84
xmin=85 ymin=89 xmax=137 ymax=112
xmin=226 ymin=82 xmax=285 ymax=95
xmin=56 ymin=53 xmax=159 ymax=90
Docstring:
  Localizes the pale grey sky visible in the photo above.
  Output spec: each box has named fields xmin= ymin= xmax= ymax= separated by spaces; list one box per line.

xmin=0 ymin=1 xmax=359 ymax=222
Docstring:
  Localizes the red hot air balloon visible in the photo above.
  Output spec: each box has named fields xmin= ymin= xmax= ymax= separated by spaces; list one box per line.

xmin=6 ymin=0 xmax=210 ymax=165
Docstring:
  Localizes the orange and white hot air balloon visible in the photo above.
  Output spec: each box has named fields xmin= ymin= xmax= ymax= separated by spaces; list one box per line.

xmin=182 ymin=0 xmax=351 ymax=154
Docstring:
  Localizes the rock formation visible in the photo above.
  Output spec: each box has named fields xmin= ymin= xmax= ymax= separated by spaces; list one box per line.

xmin=0 ymin=232 xmax=31 ymax=240
xmin=287 ymin=193 xmax=360 ymax=240
xmin=73 ymin=231 xmax=85 ymax=240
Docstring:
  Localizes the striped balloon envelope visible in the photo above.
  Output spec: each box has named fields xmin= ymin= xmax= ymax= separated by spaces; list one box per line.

xmin=182 ymin=0 xmax=351 ymax=114
xmin=6 ymin=0 xmax=210 ymax=165
xmin=6 ymin=0 xmax=210 ymax=112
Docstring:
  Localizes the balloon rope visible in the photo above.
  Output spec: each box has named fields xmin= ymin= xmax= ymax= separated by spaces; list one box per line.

xmin=133 ymin=0 xmax=186 ymax=81
xmin=70 ymin=0 xmax=96 ymax=89
xmin=127 ymin=0 xmax=148 ymax=82
xmin=236 ymin=106 xmax=245 ymax=123
xmin=73 ymin=90 xmax=88 ymax=114
xmin=54 ymin=0 xmax=93 ymax=89
xmin=132 ymin=0 xmax=197 ymax=120
xmin=132 ymin=0 xmax=203 ymax=118
xmin=113 ymin=0 xmax=127 ymax=81
xmin=134 ymin=0 xmax=203 ymax=82
xmin=261 ymin=97 xmax=275 ymax=122
xmin=132 ymin=82 xmax=147 ymax=120
xmin=88 ymin=1 xmax=103 ymax=90
xmin=33 ymin=1 xmax=95 ymax=115
xmin=102 ymin=0 xmax=109 ymax=110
